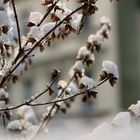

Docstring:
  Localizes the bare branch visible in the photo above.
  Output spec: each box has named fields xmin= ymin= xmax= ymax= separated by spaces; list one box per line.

xmin=36 ymin=75 xmax=75 ymax=133
xmin=29 ymin=77 xmax=109 ymax=107
xmin=37 ymin=0 xmax=59 ymax=26
xmin=0 ymin=70 xmax=60 ymax=112
xmin=11 ymin=0 xmax=22 ymax=50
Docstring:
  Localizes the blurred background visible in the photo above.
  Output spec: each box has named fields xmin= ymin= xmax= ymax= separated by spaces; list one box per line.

xmin=7 ymin=0 xmax=140 ymax=136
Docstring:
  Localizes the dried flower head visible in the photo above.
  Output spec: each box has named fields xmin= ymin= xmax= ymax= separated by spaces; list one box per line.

xmin=100 ymin=60 xmax=119 ymax=87
xmin=69 ymin=61 xmax=85 ymax=80
xmin=77 ymin=46 xmax=95 ymax=66
xmin=0 ymin=88 xmax=9 ymax=103
xmin=87 ymin=34 xmax=104 ymax=52
xmin=79 ymin=75 xmax=97 ymax=102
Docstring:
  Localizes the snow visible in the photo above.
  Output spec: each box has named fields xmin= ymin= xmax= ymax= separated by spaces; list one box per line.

xmin=112 ymin=112 xmax=131 ymax=127
xmin=0 ymin=11 xmax=9 ymax=27
xmin=129 ymin=100 xmax=140 ymax=117
xmin=7 ymin=120 xmax=22 ymax=131
xmin=41 ymin=22 xmax=59 ymax=36
xmin=0 ymin=88 xmax=9 ymax=100
xmin=102 ymin=60 xmax=119 ymax=78
xmin=0 ymin=60 xmax=12 ymax=76
xmin=87 ymin=34 xmax=104 ymax=45
xmin=71 ymin=61 xmax=84 ymax=72
xmin=28 ymin=11 xmax=43 ymax=25
xmin=28 ymin=26 xmax=43 ymax=40
xmin=77 ymin=46 xmax=95 ymax=62
xmin=100 ymin=16 xmax=111 ymax=27
xmin=79 ymin=75 xmax=96 ymax=90
xmin=69 ymin=60 xmax=85 ymax=77
xmin=77 ymin=46 xmax=91 ymax=58
xmin=70 ymin=13 xmax=82 ymax=30
xmin=0 ymin=34 xmax=11 ymax=45
xmin=58 ymin=80 xmax=67 ymax=89
xmin=17 ymin=106 xmax=37 ymax=125
xmin=91 ymin=122 xmax=112 ymax=135
xmin=68 ymin=82 xmax=78 ymax=95
xmin=0 ymin=100 xmax=6 ymax=109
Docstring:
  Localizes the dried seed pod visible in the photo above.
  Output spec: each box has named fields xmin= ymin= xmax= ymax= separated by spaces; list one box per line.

xmin=51 ymin=68 xmax=60 ymax=81
xmin=42 ymin=0 xmax=53 ymax=5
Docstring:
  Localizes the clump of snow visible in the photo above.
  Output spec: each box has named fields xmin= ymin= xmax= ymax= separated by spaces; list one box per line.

xmin=112 ymin=112 xmax=131 ymax=127
xmin=70 ymin=13 xmax=82 ymax=30
xmin=100 ymin=16 xmax=111 ymax=28
xmin=102 ymin=60 xmax=119 ymax=78
xmin=79 ymin=75 xmax=96 ymax=90
xmin=17 ymin=106 xmax=37 ymax=125
xmin=69 ymin=61 xmax=85 ymax=77
xmin=0 ymin=100 xmax=7 ymax=109
xmin=0 ymin=11 xmax=9 ymax=27
xmin=0 ymin=60 xmax=12 ymax=76
xmin=41 ymin=22 xmax=58 ymax=36
xmin=58 ymin=80 xmax=67 ymax=89
xmin=77 ymin=46 xmax=94 ymax=60
xmin=7 ymin=120 xmax=22 ymax=131
xmin=128 ymin=100 xmax=140 ymax=117
xmin=28 ymin=26 xmax=43 ymax=40
xmin=0 ymin=34 xmax=12 ymax=45
xmin=92 ymin=122 xmax=112 ymax=135
xmin=26 ymin=125 xmax=38 ymax=139
xmin=28 ymin=11 xmax=43 ymax=26
xmin=68 ymin=82 xmax=78 ymax=95
xmin=87 ymin=34 xmax=104 ymax=45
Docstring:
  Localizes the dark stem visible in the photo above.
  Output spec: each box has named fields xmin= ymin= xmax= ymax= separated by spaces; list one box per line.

xmin=11 ymin=0 xmax=22 ymax=50
xmin=26 ymin=77 xmax=109 ymax=107
xmin=0 ymin=71 xmax=60 ymax=112
xmin=0 ymin=77 xmax=108 ymax=112
xmin=37 ymin=1 xmax=59 ymax=26
xmin=37 ymin=75 xmax=75 ymax=133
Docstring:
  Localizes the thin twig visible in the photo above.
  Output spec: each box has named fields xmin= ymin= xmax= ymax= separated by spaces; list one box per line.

xmin=28 ymin=78 xmax=109 ymax=107
xmin=0 ymin=77 xmax=108 ymax=112
xmin=33 ymin=77 xmax=109 ymax=136
xmin=0 ymin=4 xmax=85 ymax=87
xmin=11 ymin=0 xmax=22 ymax=50
xmin=37 ymin=75 xmax=75 ymax=133
xmin=0 ymin=71 xmax=60 ymax=112
xmin=37 ymin=0 xmax=59 ymax=26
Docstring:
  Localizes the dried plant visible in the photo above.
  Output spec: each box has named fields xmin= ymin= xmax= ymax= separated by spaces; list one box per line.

xmin=0 ymin=0 xmax=119 ymax=139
